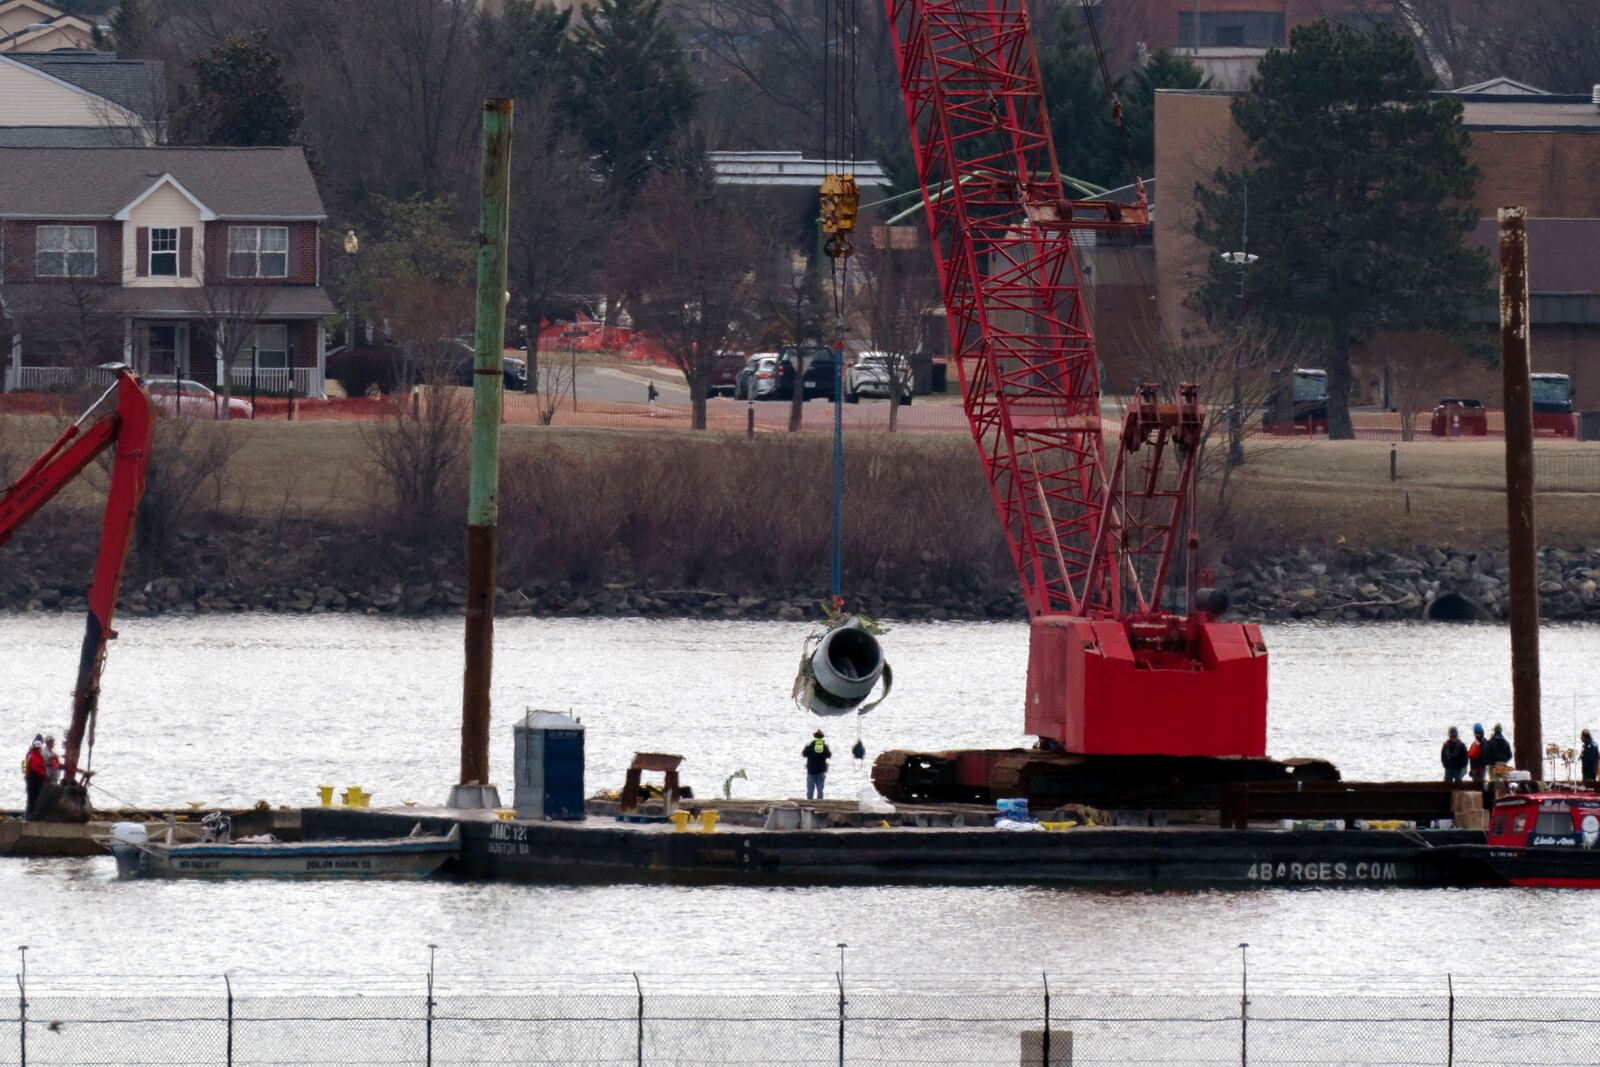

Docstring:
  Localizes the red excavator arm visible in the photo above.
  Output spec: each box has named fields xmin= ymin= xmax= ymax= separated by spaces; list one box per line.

xmin=0 ymin=370 xmax=155 ymax=820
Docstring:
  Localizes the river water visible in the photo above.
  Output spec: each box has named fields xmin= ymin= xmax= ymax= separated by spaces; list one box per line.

xmin=3 ymin=614 xmax=1599 ymax=992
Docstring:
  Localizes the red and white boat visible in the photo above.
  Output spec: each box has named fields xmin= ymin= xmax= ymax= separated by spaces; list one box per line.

xmin=1437 ymin=789 xmax=1600 ymax=888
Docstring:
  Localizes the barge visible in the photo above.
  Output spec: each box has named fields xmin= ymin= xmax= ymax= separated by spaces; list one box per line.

xmin=304 ymin=803 xmax=1481 ymax=890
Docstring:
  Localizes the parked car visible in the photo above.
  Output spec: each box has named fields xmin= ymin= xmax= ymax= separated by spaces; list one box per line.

xmin=735 ymin=353 xmax=782 ymax=400
xmin=449 ymin=345 xmax=528 ymax=391
xmin=773 ymin=344 xmax=840 ymax=401
xmin=845 ymin=352 xmax=912 ymax=405
xmin=707 ymin=352 xmax=746 ymax=398
xmin=1531 ymin=372 xmax=1577 ymax=437
xmin=145 ymin=378 xmax=253 ymax=419
xmin=327 ymin=343 xmax=527 ymax=395
xmin=1431 ymin=398 xmax=1488 ymax=437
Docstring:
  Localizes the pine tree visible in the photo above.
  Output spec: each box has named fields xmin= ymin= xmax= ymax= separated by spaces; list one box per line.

xmin=174 ymin=32 xmax=303 ymax=148
xmin=479 ymin=0 xmax=573 ymax=110
xmin=566 ymin=0 xmax=699 ymax=205
xmin=1123 ymin=49 xmax=1209 ymax=176
xmin=1193 ymin=22 xmax=1491 ymax=439
xmin=1038 ymin=7 xmax=1120 ymax=191
xmin=94 ymin=0 xmax=150 ymax=55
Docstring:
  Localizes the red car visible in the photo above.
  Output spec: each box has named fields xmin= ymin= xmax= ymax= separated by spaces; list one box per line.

xmin=706 ymin=352 xmax=746 ymax=398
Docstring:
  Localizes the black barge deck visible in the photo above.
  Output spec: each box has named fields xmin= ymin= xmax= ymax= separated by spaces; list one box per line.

xmin=306 ymin=804 xmax=1482 ymax=889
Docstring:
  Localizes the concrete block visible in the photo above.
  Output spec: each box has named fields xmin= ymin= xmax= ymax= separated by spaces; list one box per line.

xmin=1020 ymin=1029 xmax=1072 ymax=1065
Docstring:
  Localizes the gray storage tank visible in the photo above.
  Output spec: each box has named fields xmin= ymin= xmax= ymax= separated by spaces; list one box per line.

xmin=513 ymin=710 xmax=586 ymax=820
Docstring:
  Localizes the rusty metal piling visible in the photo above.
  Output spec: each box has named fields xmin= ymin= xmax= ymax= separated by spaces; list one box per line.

xmin=1499 ymin=206 xmax=1542 ymax=775
xmin=459 ymin=99 xmax=513 ymax=796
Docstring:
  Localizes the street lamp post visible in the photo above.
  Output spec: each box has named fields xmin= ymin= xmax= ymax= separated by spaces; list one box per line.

xmin=1219 ymin=250 xmax=1259 ymax=468
xmin=343 ymin=229 xmax=360 ymax=354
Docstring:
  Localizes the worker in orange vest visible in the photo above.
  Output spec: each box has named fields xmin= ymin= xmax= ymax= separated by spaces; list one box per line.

xmin=21 ymin=735 xmax=47 ymax=818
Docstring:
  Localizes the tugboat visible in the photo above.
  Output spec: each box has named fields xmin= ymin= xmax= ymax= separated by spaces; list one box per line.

xmin=1435 ymin=784 xmax=1600 ymax=887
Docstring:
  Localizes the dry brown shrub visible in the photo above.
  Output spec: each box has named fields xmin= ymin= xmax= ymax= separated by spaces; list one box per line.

xmin=495 ymin=434 xmax=1010 ymax=592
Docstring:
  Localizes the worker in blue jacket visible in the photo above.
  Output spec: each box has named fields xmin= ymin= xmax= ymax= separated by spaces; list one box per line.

xmin=1581 ymin=730 xmax=1599 ymax=784
xmin=803 ymin=730 xmax=832 ymax=800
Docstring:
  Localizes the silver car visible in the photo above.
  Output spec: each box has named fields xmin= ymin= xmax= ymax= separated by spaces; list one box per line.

xmin=734 ymin=353 xmax=781 ymax=400
xmin=846 ymin=352 xmax=910 ymax=405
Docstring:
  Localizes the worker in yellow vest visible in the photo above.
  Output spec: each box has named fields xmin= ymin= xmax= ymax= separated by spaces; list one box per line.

xmin=802 ymin=730 xmax=832 ymax=800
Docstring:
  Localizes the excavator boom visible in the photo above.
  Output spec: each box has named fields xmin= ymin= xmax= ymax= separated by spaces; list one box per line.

xmin=0 ymin=370 xmax=155 ymax=820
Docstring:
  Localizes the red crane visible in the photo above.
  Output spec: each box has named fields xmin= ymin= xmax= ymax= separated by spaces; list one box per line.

xmin=1 ymin=370 xmax=155 ymax=820
xmin=872 ymin=0 xmax=1336 ymax=805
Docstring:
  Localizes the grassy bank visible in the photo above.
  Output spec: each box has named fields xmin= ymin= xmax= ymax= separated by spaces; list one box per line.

xmin=5 ymin=415 xmax=1600 ymax=602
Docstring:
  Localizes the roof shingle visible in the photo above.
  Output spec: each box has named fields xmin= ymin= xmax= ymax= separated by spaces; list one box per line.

xmin=5 ymin=50 xmax=166 ymax=120
xmin=0 ymin=146 xmax=327 ymax=218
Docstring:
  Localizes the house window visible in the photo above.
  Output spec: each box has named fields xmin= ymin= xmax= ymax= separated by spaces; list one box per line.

xmin=1176 ymin=12 xmax=1285 ymax=48
xmin=149 ymin=227 xmax=179 ymax=277
xmin=36 ymin=225 xmax=97 ymax=278
xmin=228 ymin=226 xmax=289 ymax=278
xmin=254 ymin=324 xmax=290 ymax=369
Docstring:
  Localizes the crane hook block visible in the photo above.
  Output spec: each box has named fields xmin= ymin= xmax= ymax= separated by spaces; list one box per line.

xmin=819 ymin=172 xmax=860 ymax=240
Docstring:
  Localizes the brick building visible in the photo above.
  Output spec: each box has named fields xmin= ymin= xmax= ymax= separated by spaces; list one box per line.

xmin=1094 ymin=0 xmax=1374 ymax=86
xmin=0 ymin=146 xmax=335 ymax=395
xmin=1152 ymin=88 xmax=1600 ymax=405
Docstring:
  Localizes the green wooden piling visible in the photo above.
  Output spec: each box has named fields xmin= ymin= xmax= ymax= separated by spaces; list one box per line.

xmin=460 ymin=98 xmax=513 ymax=791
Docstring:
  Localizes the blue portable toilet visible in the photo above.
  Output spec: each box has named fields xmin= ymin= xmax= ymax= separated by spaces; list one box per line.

xmin=513 ymin=711 xmax=586 ymax=820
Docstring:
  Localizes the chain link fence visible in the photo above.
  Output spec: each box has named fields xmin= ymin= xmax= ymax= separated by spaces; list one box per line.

xmin=8 ymin=970 xmax=1600 ymax=1066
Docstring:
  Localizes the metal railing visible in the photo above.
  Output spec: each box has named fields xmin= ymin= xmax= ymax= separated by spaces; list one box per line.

xmin=9 ymin=968 xmax=1600 ymax=1065
xmin=8 ymin=366 xmax=114 ymax=393
xmin=225 ymin=366 xmax=322 ymax=397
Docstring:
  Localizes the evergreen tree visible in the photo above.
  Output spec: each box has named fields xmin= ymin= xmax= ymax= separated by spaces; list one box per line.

xmin=479 ymin=0 xmax=573 ymax=109
xmin=1038 ymin=7 xmax=1120 ymax=190
xmin=1193 ymin=22 xmax=1490 ymax=439
xmin=93 ymin=0 xmax=149 ymax=54
xmin=1123 ymin=49 xmax=1209 ymax=176
xmin=174 ymin=32 xmax=303 ymax=147
xmin=567 ymin=0 xmax=698 ymax=205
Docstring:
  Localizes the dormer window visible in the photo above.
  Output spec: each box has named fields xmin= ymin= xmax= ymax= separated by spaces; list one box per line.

xmin=37 ymin=225 xmax=97 ymax=278
xmin=228 ymin=226 xmax=288 ymax=278
xmin=149 ymin=227 xmax=179 ymax=277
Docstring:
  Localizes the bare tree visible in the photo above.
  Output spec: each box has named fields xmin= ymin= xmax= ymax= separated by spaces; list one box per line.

xmin=605 ymin=170 xmax=763 ymax=429
xmin=505 ymin=102 xmax=609 ymax=395
xmin=1329 ymin=0 xmax=1600 ymax=92
xmin=4 ymin=279 xmax=124 ymax=394
xmin=1385 ymin=343 xmax=1457 ymax=441
xmin=1126 ymin=322 xmax=1300 ymax=542
xmin=132 ymin=417 xmax=245 ymax=575
xmin=360 ymin=373 xmax=469 ymax=545
xmin=535 ymin=345 xmax=578 ymax=426
xmin=187 ymin=283 xmax=275 ymax=419
xmin=854 ymin=233 xmax=939 ymax=432
xmin=374 ymin=276 xmax=476 ymax=388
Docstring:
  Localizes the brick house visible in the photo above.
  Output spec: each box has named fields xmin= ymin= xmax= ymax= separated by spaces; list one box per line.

xmin=0 ymin=146 xmax=335 ymax=395
xmin=1152 ymin=88 xmax=1600 ymax=405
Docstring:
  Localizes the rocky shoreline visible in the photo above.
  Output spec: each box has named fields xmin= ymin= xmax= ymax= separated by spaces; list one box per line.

xmin=3 ymin=526 xmax=1599 ymax=623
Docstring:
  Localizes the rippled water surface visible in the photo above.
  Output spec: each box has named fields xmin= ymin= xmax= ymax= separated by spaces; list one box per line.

xmin=3 ymin=614 xmax=1599 ymax=988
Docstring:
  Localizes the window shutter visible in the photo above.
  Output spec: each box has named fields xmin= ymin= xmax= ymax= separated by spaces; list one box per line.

xmin=179 ymin=227 xmax=193 ymax=277
xmin=136 ymin=227 xmax=149 ymax=278
xmin=20 ymin=223 xmax=36 ymax=278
